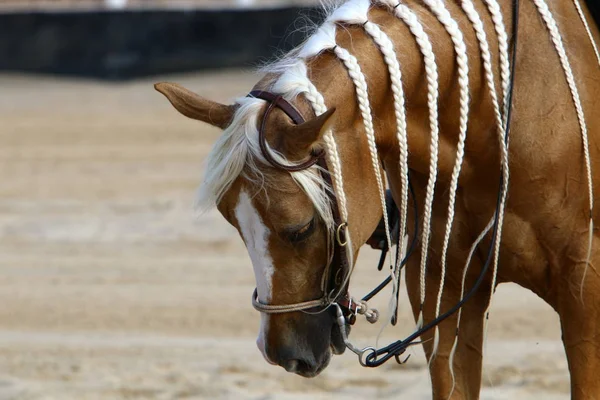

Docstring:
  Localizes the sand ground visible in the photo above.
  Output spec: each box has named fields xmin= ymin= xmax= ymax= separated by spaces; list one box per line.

xmin=0 ymin=70 xmax=570 ymax=399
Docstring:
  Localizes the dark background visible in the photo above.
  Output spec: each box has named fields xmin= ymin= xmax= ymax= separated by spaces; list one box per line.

xmin=0 ymin=5 xmax=324 ymax=80
xmin=587 ymin=0 xmax=600 ymax=28
xmin=0 ymin=1 xmax=597 ymax=80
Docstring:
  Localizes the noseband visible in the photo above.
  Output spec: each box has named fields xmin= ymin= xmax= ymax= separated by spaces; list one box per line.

xmin=248 ymin=90 xmax=372 ymax=321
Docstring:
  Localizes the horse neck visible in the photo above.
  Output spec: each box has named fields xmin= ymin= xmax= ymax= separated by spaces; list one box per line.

xmin=303 ymin=2 xmax=505 ymax=195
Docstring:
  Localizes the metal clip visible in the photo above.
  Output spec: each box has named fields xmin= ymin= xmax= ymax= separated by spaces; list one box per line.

xmin=356 ymin=300 xmax=379 ymax=324
xmin=336 ymin=222 xmax=348 ymax=247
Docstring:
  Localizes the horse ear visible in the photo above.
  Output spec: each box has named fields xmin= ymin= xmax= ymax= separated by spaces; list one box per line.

xmin=278 ymin=108 xmax=337 ymax=158
xmin=154 ymin=82 xmax=235 ymax=129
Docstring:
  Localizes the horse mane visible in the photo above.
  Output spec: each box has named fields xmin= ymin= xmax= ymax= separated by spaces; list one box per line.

xmin=198 ymin=0 xmax=387 ymax=225
xmin=198 ymin=0 xmax=597 ymax=389
xmin=196 ymin=93 xmax=335 ymax=229
xmin=196 ymin=1 xmax=354 ymax=230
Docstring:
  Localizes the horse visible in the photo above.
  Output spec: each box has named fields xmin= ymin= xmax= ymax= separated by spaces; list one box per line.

xmin=154 ymin=0 xmax=600 ymax=397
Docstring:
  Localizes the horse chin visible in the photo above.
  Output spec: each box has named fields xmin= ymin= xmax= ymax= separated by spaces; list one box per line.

xmin=292 ymin=315 xmax=344 ymax=377
xmin=295 ymin=350 xmax=331 ymax=378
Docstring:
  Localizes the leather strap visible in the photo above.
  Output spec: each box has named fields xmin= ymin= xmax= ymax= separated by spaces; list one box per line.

xmin=252 ymin=288 xmax=327 ymax=313
xmin=249 ymin=90 xmax=306 ymax=124
xmin=316 ymin=156 xmax=350 ymax=303
xmin=247 ymin=89 xmax=351 ymax=316
xmin=250 ymin=90 xmax=324 ymax=172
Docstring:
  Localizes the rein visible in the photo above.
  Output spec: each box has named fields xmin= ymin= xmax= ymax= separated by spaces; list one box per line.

xmin=247 ymin=0 xmax=520 ymax=368
xmin=358 ymin=0 xmax=520 ymax=367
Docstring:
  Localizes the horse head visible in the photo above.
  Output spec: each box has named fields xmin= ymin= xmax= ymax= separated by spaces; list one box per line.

xmin=154 ymin=80 xmax=384 ymax=377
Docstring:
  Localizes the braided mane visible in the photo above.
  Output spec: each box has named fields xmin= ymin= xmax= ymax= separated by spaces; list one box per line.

xmin=198 ymin=0 xmax=596 ymax=386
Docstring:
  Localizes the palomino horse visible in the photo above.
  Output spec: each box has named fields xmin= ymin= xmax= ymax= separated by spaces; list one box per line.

xmin=155 ymin=0 xmax=599 ymax=397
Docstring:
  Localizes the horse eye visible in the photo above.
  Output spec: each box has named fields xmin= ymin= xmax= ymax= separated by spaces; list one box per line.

xmin=288 ymin=218 xmax=316 ymax=243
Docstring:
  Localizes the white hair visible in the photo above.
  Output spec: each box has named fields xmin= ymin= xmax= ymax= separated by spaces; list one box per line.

xmin=447 ymin=0 xmax=507 ymax=392
xmin=378 ymin=0 xmax=442 ymax=333
xmin=196 ymin=96 xmax=334 ymax=229
xmin=198 ymin=3 xmax=364 ymax=237
xmin=410 ymin=0 xmax=472 ymax=360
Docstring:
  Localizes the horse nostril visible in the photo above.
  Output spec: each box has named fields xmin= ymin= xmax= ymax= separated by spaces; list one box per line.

xmin=282 ymin=359 xmax=316 ymax=375
xmin=283 ymin=359 xmax=300 ymax=373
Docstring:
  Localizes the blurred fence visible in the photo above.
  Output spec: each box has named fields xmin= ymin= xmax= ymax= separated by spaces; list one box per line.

xmin=0 ymin=0 xmax=323 ymax=79
xmin=0 ymin=0 xmax=320 ymax=11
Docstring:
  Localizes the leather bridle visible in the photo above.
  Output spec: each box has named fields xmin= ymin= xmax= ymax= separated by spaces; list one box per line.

xmin=247 ymin=0 xmax=520 ymax=368
xmin=248 ymin=90 xmax=362 ymax=319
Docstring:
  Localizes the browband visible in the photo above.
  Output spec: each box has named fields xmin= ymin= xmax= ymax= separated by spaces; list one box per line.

xmin=249 ymin=90 xmax=324 ymax=172
xmin=249 ymin=90 xmax=306 ymax=124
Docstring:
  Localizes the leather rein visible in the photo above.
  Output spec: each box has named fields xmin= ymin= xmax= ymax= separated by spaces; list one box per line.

xmin=247 ymin=0 xmax=520 ymax=368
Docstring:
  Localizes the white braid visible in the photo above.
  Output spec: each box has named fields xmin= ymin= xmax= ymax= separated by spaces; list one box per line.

xmin=461 ymin=0 xmax=505 ymax=147
xmin=302 ymin=74 xmax=360 ymax=296
xmin=447 ymin=218 xmax=495 ymax=398
xmin=379 ymin=0 xmax=441 ymax=331
xmin=483 ymin=151 xmax=510 ymax=358
xmin=479 ymin=8 xmax=512 ymax=323
xmin=295 ymin=24 xmax=352 ymax=229
xmin=267 ymin=0 xmax=591 ymax=377
xmin=362 ymin=21 xmax=410 ymax=325
xmin=482 ymin=0 xmax=512 ymax=116
xmin=332 ymin=42 xmax=393 ymax=255
xmin=485 ymin=106 xmax=511 ymax=346
xmin=336 ymin=44 xmax=392 ymax=241
xmin=335 ymin=0 xmax=410 ymax=335
xmin=438 ymin=1 xmax=507 ymax=373
xmin=301 ymin=79 xmax=350 ymax=224
xmin=447 ymin=0 xmax=508 ymax=386
xmin=273 ymin=58 xmax=356 ymax=295
xmin=476 ymin=1 xmax=512 ymax=370
xmin=323 ymin=0 xmax=393 ymax=264
xmin=418 ymin=0 xmax=471 ymax=359
xmin=531 ymin=0 xmax=594 ymax=303
xmin=572 ymin=0 xmax=600 ymax=66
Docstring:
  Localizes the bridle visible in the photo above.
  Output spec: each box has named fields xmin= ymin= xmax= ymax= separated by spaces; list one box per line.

xmin=247 ymin=0 xmax=520 ymax=368
xmin=248 ymin=90 xmax=368 ymax=319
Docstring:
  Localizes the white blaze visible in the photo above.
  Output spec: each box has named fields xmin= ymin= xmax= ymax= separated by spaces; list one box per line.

xmin=234 ymin=190 xmax=274 ymax=357
xmin=234 ymin=190 xmax=274 ymax=301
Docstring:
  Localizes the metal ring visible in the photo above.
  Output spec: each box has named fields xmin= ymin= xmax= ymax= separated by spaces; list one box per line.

xmin=358 ymin=347 xmax=378 ymax=367
xmin=336 ymin=222 xmax=348 ymax=247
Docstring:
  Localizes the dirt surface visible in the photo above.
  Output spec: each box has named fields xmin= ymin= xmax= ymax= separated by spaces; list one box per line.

xmin=0 ymin=70 xmax=569 ymax=399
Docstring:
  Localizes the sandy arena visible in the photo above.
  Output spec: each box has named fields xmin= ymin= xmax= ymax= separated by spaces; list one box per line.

xmin=0 ymin=70 xmax=570 ymax=399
